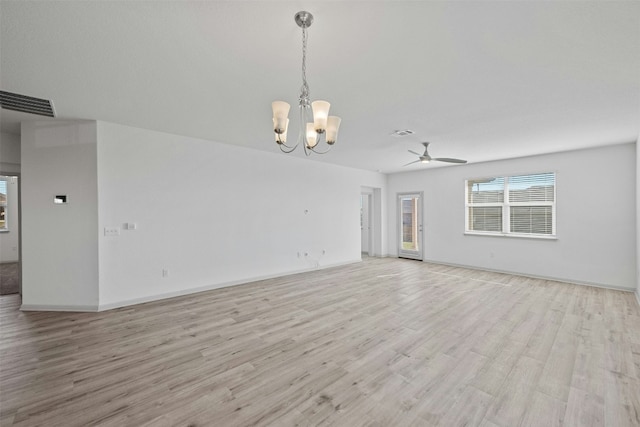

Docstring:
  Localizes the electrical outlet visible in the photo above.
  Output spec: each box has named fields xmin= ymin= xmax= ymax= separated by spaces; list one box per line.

xmin=162 ymin=269 xmax=169 ymax=278
xmin=104 ymin=227 xmax=120 ymax=237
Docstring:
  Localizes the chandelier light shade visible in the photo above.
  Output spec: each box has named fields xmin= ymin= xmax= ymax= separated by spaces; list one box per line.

xmin=326 ymin=116 xmax=341 ymax=145
xmin=272 ymin=11 xmax=341 ymax=155
xmin=311 ymin=100 xmax=330 ymax=132
xmin=306 ymin=123 xmax=318 ymax=148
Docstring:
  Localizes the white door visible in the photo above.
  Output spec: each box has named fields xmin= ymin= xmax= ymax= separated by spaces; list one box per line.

xmin=361 ymin=194 xmax=372 ymax=255
xmin=398 ymin=193 xmax=423 ymax=260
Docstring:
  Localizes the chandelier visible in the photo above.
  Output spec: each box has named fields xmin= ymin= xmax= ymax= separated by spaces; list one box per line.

xmin=272 ymin=11 xmax=341 ymax=155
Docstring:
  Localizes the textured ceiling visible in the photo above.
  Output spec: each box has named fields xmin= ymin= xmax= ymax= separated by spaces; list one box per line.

xmin=1 ymin=1 xmax=639 ymax=173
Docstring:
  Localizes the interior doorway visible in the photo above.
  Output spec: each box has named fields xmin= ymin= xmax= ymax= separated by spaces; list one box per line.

xmin=397 ymin=192 xmax=423 ymax=260
xmin=360 ymin=193 xmax=372 ymax=255
xmin=0 ymin=174 xmax=21 ymax=295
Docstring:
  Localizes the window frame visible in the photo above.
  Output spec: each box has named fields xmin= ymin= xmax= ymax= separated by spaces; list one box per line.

xmin=464 ymin=172 xmax=556 ymax=239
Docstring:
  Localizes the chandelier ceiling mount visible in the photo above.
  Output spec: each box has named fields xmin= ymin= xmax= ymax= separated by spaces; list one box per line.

xmin=294 ymin=11 xmax=313 ymax=28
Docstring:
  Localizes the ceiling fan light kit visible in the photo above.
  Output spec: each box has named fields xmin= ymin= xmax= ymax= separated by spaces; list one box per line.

xmin=271 ymin=11 xmax=341 ymax=156
xmin=405 ymin=142 xmax=467 ymax=167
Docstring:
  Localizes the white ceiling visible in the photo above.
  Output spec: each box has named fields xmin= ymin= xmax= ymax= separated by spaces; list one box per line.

xmin=1 ymin=1 xmax=638 ymax=173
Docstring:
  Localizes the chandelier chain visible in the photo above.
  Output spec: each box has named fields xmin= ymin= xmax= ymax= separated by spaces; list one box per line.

xmin=299 ymin=24 xmax=310 ymax=106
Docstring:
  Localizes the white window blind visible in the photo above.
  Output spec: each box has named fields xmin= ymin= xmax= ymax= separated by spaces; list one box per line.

xmin=465 ymin=172 xmax=555 ymax=237
xmin=466 ymin=177 xmax=504 ymax=233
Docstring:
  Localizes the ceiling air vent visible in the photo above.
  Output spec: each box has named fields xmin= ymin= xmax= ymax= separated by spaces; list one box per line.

xmin=0 ymin=90 xmax=55 ymax=117
xmin=391 ymin=129 xmax=414 ymax=137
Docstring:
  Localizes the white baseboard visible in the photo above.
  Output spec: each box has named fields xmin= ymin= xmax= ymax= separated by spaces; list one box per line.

xmin=98 ymin=258 xmax=362 ymax=312
xmin=21 ymin=304 xmax=99 ymax=312
xmin=418 ymin=258 xmax=636 ymax=293
xmin=362 ymin=252 xmax=390 ymax=258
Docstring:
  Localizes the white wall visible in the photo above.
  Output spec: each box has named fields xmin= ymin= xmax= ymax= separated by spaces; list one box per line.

xmin=21 ymin=121 xmax=99 ymax=309
xmin=96 ymin=122 xmax=386 ymax=309
xmin=387 ymin=143 xmax=637 ymax=290
xmin=1 ymin=132 xmax=21 ymax=174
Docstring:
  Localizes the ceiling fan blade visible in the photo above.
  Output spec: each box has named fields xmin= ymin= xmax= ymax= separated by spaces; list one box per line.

xmin=403 ymin=159 xmax=422 ymax=166
xmin=408 ymin=150 xmax=422 ymax=156
xmin=434 ymin=157 xmax=467 ymax=164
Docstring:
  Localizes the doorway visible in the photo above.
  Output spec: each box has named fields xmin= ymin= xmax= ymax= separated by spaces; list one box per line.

xmin=360 ymin=193 xmax=372 ymax=255
xmin=0 ymin=174 xmax=21 ymax=295
xmin=398 ymin=192 xmax=423 ymax=260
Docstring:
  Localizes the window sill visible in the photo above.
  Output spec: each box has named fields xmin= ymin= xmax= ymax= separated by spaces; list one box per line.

xmin=0 ymin=229 xmax=9 ymax=233
xmin=464 ymin=231 xmax=557 ymax=240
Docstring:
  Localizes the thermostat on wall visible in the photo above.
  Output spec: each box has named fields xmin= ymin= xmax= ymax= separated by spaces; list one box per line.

xmin=54 ymin=195 xmax=68 ymax=204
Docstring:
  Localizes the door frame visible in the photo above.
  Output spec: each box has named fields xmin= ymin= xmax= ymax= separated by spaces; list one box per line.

xmin=360 ymin=193 xmax=373 ymax=255
xmin=0 ymin=172 xmax=22 ymax=295
xmin=360 ymin=186 xmax=382 ymax=257
xmin=397 ymin=192 xmax=423 ymax=260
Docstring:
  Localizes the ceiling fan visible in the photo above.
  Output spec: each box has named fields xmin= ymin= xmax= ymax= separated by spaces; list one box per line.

xmin=405 ymin=142 xmax=467 ymax=166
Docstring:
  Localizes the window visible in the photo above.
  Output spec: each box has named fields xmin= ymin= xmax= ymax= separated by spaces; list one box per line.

xmin=465 ymin=172 xmax=555 ymax=237
xmin=0 ymin=179 xmax=7 ymax=231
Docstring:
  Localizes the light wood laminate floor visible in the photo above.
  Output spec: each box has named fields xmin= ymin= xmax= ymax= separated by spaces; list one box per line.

xmin=1 ymin=258 xmax=639 ymax=426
